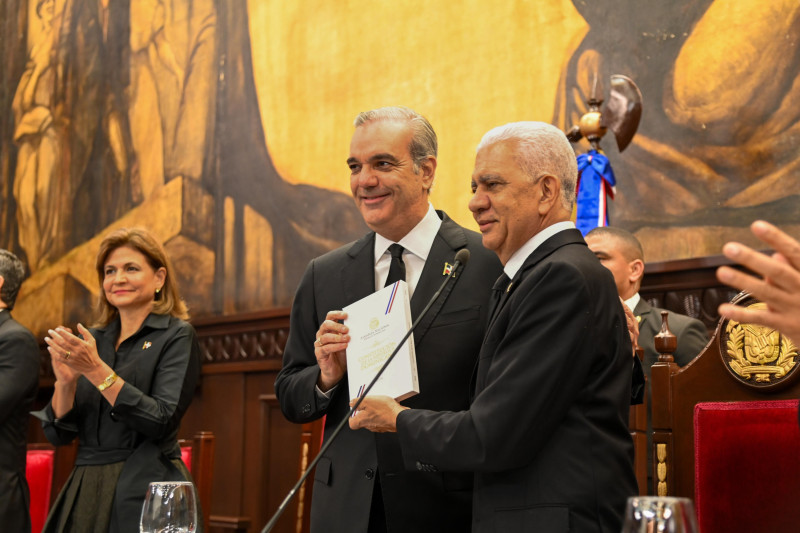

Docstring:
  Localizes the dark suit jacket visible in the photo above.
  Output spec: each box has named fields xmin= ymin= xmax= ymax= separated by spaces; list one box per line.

xmin=634 ymin=298 xmax=709 ymax=376
xmin=275 ymin=211 xmax=503 ymax=533
xmin=396 ymin=229 xmax=637 ymax=532
xmin=0 ymin=311 xmax=40 ymax=533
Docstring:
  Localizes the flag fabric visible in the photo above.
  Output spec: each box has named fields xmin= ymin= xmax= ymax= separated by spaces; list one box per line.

xmin=575 ymin=149 xmax=616 ymax=236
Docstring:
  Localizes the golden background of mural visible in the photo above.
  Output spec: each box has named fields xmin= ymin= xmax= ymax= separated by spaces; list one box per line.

xmin=247 ymin=0 xmax=586 ymax=231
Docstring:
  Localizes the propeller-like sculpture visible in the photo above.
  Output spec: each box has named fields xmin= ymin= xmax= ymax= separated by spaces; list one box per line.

xmin=566 ymin=74 xmax=643 ymax=152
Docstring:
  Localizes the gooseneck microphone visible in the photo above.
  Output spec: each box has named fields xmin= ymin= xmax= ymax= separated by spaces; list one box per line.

xmin=261 ymin=249 xmax=470 ymax=533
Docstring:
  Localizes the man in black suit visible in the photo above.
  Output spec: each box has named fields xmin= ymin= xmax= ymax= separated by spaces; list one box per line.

xmin=0 ymin=249 xmax=40 ymax=533
xmin=352 ymin=121 xmax=637 ymax=532
xmin=274 ymin=107 xmax=503 ymax=532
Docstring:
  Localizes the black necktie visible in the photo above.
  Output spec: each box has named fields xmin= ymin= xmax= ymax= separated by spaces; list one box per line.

xmin=384 ymin=244 xmax=406 ymax=286
xmin=488 ymin=273 xmax=511 ymax=322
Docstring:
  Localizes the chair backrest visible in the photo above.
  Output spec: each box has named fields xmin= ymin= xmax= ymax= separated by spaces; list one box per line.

xmin=650 ymin=292 xmax=800 ymax=500
xmin=693 ymin=399 xmax=800 ymax=533
xmin=179 ymin=431 xmax=215 ymax=533
xmin=26 ymin=444 xmax=55 ymax=533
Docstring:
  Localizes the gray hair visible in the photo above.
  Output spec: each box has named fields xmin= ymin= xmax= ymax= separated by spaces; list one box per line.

xmin=0 ymin=249 xmax=27 ymax=310
xmin=353 ymin=106 xmax=437 ymax=173
xmin=477 ymin=121 xmax=577 ymax=210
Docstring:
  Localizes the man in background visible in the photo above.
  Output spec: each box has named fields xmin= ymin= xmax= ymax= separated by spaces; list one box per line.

xmin=274 ymin=107 xmax=502 ymax=532
xmin=352 ymin=121 xmax=637 ymax=532
xmin=585 ymin=227 xmax=709 ymax=370
xmin=0 ymin=249 xmax=40 ymax=533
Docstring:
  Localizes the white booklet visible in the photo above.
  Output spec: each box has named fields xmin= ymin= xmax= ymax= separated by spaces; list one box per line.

xmin=344 ymin=281 xmax=420 ymax=402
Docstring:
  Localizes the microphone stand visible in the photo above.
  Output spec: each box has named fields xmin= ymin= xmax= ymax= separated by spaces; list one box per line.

xmin=261 ymin=254 xmax=468 ymax=533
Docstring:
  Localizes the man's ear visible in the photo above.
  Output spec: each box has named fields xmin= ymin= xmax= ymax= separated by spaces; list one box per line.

xmin=629 ymin=259 xmax=645 ymax=284
xmin=419 ymin=156 xmax=437 ymax=192
xmin=537 ymin=175 xmax=560 ymax=214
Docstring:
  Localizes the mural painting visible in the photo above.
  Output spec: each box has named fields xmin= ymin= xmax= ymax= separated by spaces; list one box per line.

xmin=555 ymin=0 xmax=800 ymax=261
xmin=0 ymin=0 xmax=367 ymax=338
xmin=0 ymin=0 xmax=797 ymax=340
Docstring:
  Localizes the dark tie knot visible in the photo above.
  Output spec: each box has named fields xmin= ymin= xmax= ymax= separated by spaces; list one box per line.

xmin=487 ymin=272 xmax=511 ymax=322
xmin=388 ymin=243 xmax=404 ymax=259
xmin=492 ymin=273 xmax=511 ymax=292
xmin=385 ymin=244 xmax=407 ymax=286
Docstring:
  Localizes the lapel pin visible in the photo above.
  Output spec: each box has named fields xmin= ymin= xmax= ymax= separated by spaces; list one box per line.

xmin=142 ymin=341 xmax=152 ymax=350
xmin=506 ymin=282 xmax=513 ymax=293
xmin=443 ymin=262 xmax=453 ymax=276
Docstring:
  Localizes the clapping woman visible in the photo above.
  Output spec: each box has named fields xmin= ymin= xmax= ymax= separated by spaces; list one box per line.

xmin=34 ymin=228 xmax=202 ymax=533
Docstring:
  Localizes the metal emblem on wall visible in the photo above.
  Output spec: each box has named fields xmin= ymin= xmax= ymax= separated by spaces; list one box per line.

xmin=720 ymin=296 xmax=799 ymax=390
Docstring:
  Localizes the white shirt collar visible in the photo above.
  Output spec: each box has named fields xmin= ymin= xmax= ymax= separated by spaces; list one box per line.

xmin=503 ymin=221 xmax=576 ymax=280
xmin=624 ymin=292 xmax=641 ymax=313
xmin=374 ymin=203 xmax=442 ymax=264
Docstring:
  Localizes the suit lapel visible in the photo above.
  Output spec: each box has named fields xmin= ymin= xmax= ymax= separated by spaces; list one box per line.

xmin=410 ymin=212 xmax=468 ymax=343
xmin=489 ymin=229 xmax=586 ymax=328
xmin=634 ymin=298 xmax=658 ymax=336
xmin=342 ymin=232 xmax=377 ymax=305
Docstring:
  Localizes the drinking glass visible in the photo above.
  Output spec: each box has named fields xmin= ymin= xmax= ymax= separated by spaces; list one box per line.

xmin=621 ymin=496 xmax=699 ymax=533
xmin=140 ymin=481 xmax=198 ymax=533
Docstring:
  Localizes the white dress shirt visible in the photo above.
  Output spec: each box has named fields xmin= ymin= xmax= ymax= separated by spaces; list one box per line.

xmin=373 ymin=203 xmax=442 ymax=297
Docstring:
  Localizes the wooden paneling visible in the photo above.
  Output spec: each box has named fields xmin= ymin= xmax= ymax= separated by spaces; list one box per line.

xmin=185 ymin=309 xmax=300 ymax=533
xmin=639 ymin=254 xmax=750 ymax=332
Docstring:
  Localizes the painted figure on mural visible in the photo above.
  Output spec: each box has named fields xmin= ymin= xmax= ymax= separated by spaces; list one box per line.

xmin=12 ymin=0 xmax=63 ymax=271
xmin=12 ymin=0 xmax=138 ymax=268
xmin=2 ymin=0 xmax=377 ymax=330
xmin=555 ymin=0 xmax=800 ymax=256
xmin=129 ymin=0 xmax=216 ymax=200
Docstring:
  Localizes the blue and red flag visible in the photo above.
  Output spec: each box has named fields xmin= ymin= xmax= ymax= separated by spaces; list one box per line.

xmin=575 ymin=149 xmax=616 ymax=236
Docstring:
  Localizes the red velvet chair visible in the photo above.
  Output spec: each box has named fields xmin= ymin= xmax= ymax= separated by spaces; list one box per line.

xmin=650 ymin=292 xmax=800 ymax=529
xmin=26 ymin=444 xmax=55 ymax=533
xmin=694 ymin=400 xmax=800 ymax=533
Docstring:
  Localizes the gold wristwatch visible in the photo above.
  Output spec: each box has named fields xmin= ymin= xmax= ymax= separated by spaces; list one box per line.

xmin=97 ymin=371 xmax=119 ymax=392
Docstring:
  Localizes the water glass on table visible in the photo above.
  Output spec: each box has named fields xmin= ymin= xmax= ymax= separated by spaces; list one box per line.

xmin=140 ymin=481 xmax=198 ymax=533
xmin=621 ymin=496 xmax=698 ymax=533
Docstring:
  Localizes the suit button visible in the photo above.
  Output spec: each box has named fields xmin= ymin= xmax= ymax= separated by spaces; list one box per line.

xmin=302 ymin=403 xmax=311 ymax=415
xmin=365 ymin=468 xmax=375 ymax=480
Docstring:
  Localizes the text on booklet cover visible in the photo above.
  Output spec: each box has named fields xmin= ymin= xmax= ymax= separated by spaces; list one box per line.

xmin=343 ymin=281 xmax=420 ymax=402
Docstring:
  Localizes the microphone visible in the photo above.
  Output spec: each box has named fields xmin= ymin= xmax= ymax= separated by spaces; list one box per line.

xmin=261 ymin=250 xmax=470 ymax=532
xmin=453 ymin=248 xmax=470 ymax=269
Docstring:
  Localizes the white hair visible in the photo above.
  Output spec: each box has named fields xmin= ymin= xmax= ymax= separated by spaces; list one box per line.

xmin=477 ymin=121 xmax=577 ymax=209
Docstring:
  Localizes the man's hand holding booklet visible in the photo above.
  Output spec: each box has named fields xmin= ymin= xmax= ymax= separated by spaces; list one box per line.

xmin=343 ymin=281 xmax=420 ymax=402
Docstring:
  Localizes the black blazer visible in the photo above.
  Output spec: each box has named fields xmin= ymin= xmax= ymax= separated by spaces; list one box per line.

xmin=397 ymin=229 xmax=638 ymax=532
xmin=275 ymin=211 xmax=503 ymax=533
xmin=0 ymin=311 xmax=40 ymax=533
